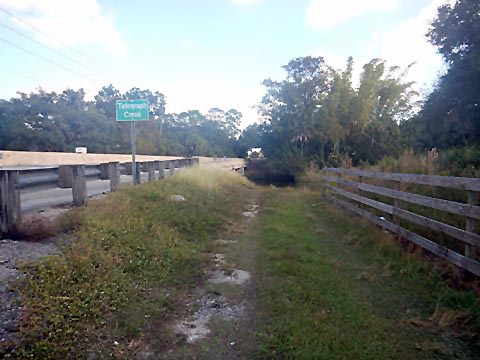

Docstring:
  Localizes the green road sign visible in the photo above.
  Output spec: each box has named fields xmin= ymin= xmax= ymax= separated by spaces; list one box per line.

xmin=116 ymin=99 xmax=149 ymax=121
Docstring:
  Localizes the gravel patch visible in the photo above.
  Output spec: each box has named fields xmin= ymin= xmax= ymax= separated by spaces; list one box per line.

xmin=0 ymin=238 xmax=60 ymax=351
xmin=175 ymin=294 xmax=247 ymax=344
xmin=208 ymin=269 xmax=251 ymax=285
xmin=242 ymin=210 xmax=259 ymax=218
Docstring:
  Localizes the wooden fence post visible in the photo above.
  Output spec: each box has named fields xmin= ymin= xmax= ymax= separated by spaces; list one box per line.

xmin=109 ymin=162 xmax=120 ymax=191
xmin=393 ymin=181 xmax=401 ymax=227
xmin=157 ymin=161 xmax=165 ymax=180
xmin=358 ymin=175 xmax=364 ymax=210
xmin=466 ymin=191 xmax=479 ymax=260
xmin=0 ymin=170 xmax=21 ymax=235
xmin=72 ymin=165 xmax=87 ymax=206
xmin=58 ymin=165 xmax=73 ymax=188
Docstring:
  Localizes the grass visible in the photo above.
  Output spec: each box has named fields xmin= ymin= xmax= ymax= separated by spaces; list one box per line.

xmin=3 ymin=167 xmax=251 ymax=359
xmin=254 ymin=187 xmax=479 ymax=359
xmin=302 ymin=148 xmax=480 ymax=265
xmin=4 ymin=166 xmax=479 ymax=359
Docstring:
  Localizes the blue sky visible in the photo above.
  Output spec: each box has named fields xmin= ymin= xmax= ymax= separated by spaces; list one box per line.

xmin=0 ymin=0 xmax=449 ymax=127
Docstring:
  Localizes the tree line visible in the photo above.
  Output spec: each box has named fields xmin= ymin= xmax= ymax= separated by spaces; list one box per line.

xmin=1 ymin=0 xmax=478 ymax=176
xmin=0 ymin=85 xmax=243 ymax=157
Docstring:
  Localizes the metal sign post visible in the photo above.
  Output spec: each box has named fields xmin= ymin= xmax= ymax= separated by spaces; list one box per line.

xmin=116 ymin=99 xmax=149 ymax=186
xmin=131 ymin=121 xmax=137 ymax=185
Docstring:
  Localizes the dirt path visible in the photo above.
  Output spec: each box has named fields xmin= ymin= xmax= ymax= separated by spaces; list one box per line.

xmin=156 ymin=187 xmax=262 ymax=359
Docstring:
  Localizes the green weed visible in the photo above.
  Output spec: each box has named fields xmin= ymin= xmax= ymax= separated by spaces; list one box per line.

xmin=5 ymin=168 xmax=250 ymax=359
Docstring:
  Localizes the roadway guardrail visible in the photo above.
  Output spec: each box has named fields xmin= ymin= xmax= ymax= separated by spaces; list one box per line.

xmin=0 ymin=158 xmax=199 ymax=236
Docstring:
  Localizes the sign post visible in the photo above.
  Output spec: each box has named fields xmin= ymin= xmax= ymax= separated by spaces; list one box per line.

xmin=116 ymin=99 xmax=149 ymax=186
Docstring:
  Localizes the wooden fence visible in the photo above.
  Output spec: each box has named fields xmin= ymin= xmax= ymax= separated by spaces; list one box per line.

xmin=322 ymin=168 xmax=480 ymax=276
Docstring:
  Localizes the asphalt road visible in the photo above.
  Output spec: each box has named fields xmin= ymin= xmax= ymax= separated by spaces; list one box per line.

xmin=21 ymin=172 xmax=169 ymax=213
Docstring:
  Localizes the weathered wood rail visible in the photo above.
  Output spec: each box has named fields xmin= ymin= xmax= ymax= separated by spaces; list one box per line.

xmin=322 ymin=168 xmax=480 ymax=276
xmin=0 ymin=158 xmax=199 ymax=236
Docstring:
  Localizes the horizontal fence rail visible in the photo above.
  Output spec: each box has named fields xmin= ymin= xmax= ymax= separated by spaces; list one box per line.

xmin=322 ymin=167 xmax=480 ymax=277
xmin=324 ymin=168 xmax=480 ymax=191
xmin=0 ymin=157 xmax=200 ymax=236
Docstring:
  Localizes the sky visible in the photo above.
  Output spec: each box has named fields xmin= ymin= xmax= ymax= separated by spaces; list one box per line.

xmin=0 ymin=0 xmax=450 ymax=128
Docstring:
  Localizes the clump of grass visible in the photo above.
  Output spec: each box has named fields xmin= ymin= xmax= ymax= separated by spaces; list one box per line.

xmin=370 ymin=148 xmax=439 ymax=175
xmin=4 ymin=167 xmax=251 ymax=358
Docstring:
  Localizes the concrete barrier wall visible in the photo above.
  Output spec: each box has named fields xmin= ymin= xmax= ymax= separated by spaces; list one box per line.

xmin=0 ymin=150 xmax=182 ymax=167
xmin=0 ymin=151 xmax=245 ymax=169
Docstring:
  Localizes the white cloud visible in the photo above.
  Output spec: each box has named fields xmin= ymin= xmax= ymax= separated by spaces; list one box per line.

xmin=180 ymin=38 xmax=197 ymax=49
xmin=0 ymin=0 xmax=127 ymax=55
xmin=163 ymin=77 xmax=264 ymax=128
xmin=374 ymin=0 xmax=452 ymax=91
xmin=311 ymin=47 xmax=367 ymax=88
xmin=231 ymin=0 xmax=262 ymax=5
xmin=307 ymin=0 xmax=399 ymax=30
xmin=312 ymin=47 xmax=347 ymax=70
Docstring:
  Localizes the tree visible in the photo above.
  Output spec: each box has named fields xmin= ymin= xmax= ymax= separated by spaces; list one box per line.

xmin=235 ymin=123 xmax=262 ymax=157
xmin=414 ymin=0 xmax=480 ymax=150
xmin=258 ymin=56 xmax=415 ymax=172
xmin=428 ymin=0 xmax=480 ymax=65
xmin=260 ymin=56 xmax=334 ymax=171
xmin=344 ymin=60 xmax=415 ymax=164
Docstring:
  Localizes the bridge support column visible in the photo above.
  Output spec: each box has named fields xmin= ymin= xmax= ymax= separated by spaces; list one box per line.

xmin=157 ymin=161 xmax=165 ymax=180
xmin=147 ymin=161 xmax=155 ymax=182
xmin=135 ymin=163 xmax=142 ymax=184
xmin=0 ymin=170 xmax=21 ymax=236
xmin=109 ymin=162 xmax=120 ymax=191
xmin=72 ymin=165 xmax=87 ymax=206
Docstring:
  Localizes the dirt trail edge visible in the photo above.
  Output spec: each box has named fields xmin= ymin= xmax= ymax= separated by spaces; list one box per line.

xmin=154 ymin=187 xmax=262 ymax=359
